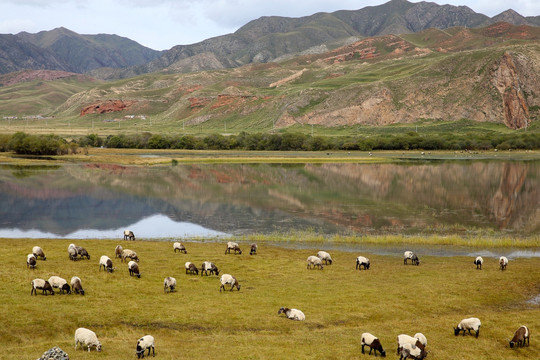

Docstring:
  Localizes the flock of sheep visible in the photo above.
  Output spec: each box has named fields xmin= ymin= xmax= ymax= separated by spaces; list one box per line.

xmin=25 ymin=234 xmax=531 ymax=358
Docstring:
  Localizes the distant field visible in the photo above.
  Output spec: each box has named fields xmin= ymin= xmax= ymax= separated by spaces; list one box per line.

xmin=3 ymin=238 xmax=539 ymax=359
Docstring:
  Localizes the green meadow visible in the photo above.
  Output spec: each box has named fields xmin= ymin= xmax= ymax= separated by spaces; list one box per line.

xmin=2 ymin=238 xmax=539 ymax=359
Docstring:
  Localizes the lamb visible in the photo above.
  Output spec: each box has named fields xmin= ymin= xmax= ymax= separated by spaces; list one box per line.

xmin=454 ymin=317 xmax=481 ymax=338
xmin=250 ymin=243 xmax=257 ymax=255
xmin=356 ymin=256 xmax=370 ymax=270
xmin=173 ymin=242 xmax=187 ymax=253
xmin=48 ymin=276 xmax=71 ymax=294
xmin=124 ymin=229 xmax=135 ymax=241
xmin=499 ymin=256 xmax=508 ymax=270
xmin=317 ymin=251 xmax=333 ymax=265
xmin=474 ymin=256 xmax=483 ymax=270
xmin=508 ymin=325 xmax=530 ymax=348
xmin=225 ymin=241 xmax=242 ymax=254
xmin=115 ymin=245 xmax=123 ymax=258
xmin=404 ymin=251 xmax=420 ymax=265
xmin=413 ymin=333 xmax=427 ymax=348
xmin=128 ymin=260 xmax=141 ymax=278
xmin=75 ymin=246 xmax=90 ymax=260
xmin=74 ymin=327 xmax=102 ymax=352
xmin=200 ymin=261 xmax=219 ymax=276
xmin=68 ymin=245 xmax=78 ymax=261
xmin=307 ymin=255 xmax=324 ymax=270
xmin=163 ymin=277 xmax=176 ymax=293
xmin=136 ymin=335 xmax=155 ymax=358
xmin=121 ymin=249 xmax=139 ymax=263
xmin=27 ymin=254 xmax=37 ymax=269
xmin=32 ymin=246 xmax=46 ymax=260
xmin=361 ymin=332 xmax=386 ymax=357
xmin=219 ymin=274 xmax=241 ymax=292
xmin=31 ymin=278 xmax=54 ymax=296
xmin=396 ymin=334 xmax=425 ymax=355
xmin=277 ymin=307 xmax=305 ymax=321
xmin=99 ymin=255 xmax=114 ymax=273
xmin=71 ymin=276 xmax=85 ymax=295
xmin=185 ymin=262 xmax=199 ymax=275
xmin=399 ymin=342 xmax=428 ymax=360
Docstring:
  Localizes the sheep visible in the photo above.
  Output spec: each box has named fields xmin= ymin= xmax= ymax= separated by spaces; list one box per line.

xmin=32 ymin=246 xmax=46 ymax=260
xmin=317 ymin=251 xmax=333 ymax=265
xmin=277 ymin=307 xmax=305 ymax=321
xmin=99 ymin=255 xmax=114 ymax=273
xmin=74 ymin=327 xmax=102 ymax=352
xmin=128 ymin=260 xmax=141 ymax=278
xmin=185 ymin=262 xmax=199 ymax=275
xmin=356 ymin=256 xmax=370 ymax=270
xmin=121 ymin=249 xmax=139 ymax=263
xmin=474 ymin=256 xmax=483 ymax=270
xmin=413 ymin=333 xmax=427 ymax=348
xmin=225 ymin=241 xmax=242 ymax=255
xmin=68 ymin=245 xmax=78 ymax=261
xmin=500 ymin=256 xmax=508 ymax=270
xmin=136 ymin=335 xmax=155 ymax=358
xmin=31 ymin=278 xmax=54 ymax=296
xmin=219 ymin=274 xmax=241 ymax=292
xmin=404 ymin=251 xmax=420 ymax=265
xmin=75 ymin=246 xmax=90 ymax=260
xmin=48 ymin=276 xmax=71 ymax=294
xmin=250 ymin=243 xmax=257 ymax=255
xmin=173 ymin=242 xmax=187 ymax=253
xmin=200 ymin=261 xmax=219 ymax=276
xmin=124 ymin=229 xmax=136 ymax=241
xmin=454 ymin=317 xmax=481 ymax=338
xmin=27 ymin=254 xmax=37 ymax=269
xmin=399 ymin=341 xmax=428 ymax=360
xmin=396 ymin=334 xmax=425 ymax=355
xmin=164 ymin=277 xmax=176 ymax=293
xmin=307 ymin=255 xmax=324 ymax=270
xmin=361 ymin=332 xmax=386 ymax=357
xmin=71 ymin=276 xmax=85 ymax=295
xmin=508 ymin=325 xmax=530 ymax=348
xmin=115 ymin=245 xmax=123 ymax=258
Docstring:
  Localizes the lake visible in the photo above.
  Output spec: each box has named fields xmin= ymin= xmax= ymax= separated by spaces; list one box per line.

xmin=0 ymin=159 xmax=538 ymax=242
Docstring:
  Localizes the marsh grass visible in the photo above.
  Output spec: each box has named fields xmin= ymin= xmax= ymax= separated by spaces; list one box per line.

xmin=2 ymin=238 xmax=539 ymax=359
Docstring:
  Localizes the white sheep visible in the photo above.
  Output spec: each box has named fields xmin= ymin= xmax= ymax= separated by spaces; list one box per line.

xmin=400 ymin=341 xmax=428 ymax=360
xmin=219 ymin=274 xmax=240 ymax=292
xmin=360 ymin=332 xmax=386 ymax=356
xmin=31 ymin=278 xmax=54 ymax=296
xmin=307 ymin=255 xmax=323 ymax=270
xmin=474 ymin=256 xmax=483 ymax=270
xmin=128 ymin=260 xmax=141 ymax=278
xmin=164 ymin=277 xmax=176 ymax=293
xmin=413 ymin=333 xmax=427 ymax=347
xmin=115 ymin=245 xmax=123 ymax=258
xmin=32 ymin=246 xmax=46 ymax=260
xmin=356 ymin=256 xmax=370 ymax=270
xmin=71 ymin=276 xmax=85 ymax=295
xmin=404 ymin=251 xmax=420 ymax=265
xmin=278 ymin=307 xmax=305 ymax=321
xmin=121 ymin=249 xmax=139 ymax=263
xmin=454 ymin=317 xmax=481 ymax=338
xmin=136 ymin=335 xmax=155 ymax=358
xmin=124 ymin=229 xmax=135 ymax=241
xmin=499 ymin=256 xmax=508 ymax=270
xmin=74 ymin=327 xmax=102 ymax=352
xmin=173 ymin=242 xmax=187 ymax=253
xmin=27 ymin=254 xmax=37 ymax=269
xmin=185 ymin=262 xmax=199 ymax=275
xmin=317 ymin=251 xmax=333 ymax=265
xmin=68 ymin=245 xmax=78 ymax=261
xmin=225 ymin=241 xmax=242 ymax=254
xmin=99 ymin=255 xmax=114 ymax=273
xmin=200 ymin=261 xmax=219 ymax=276
xmin=48 ymin=276 xmax=71 ymax=294
xmin=397 ymin=334 xmax=425 ymax=355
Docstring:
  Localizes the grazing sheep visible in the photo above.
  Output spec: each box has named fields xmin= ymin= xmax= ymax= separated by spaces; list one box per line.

xmin=74 ymin=327 xmax=102 ymax=352
xmin=413 ymin=333 xmax=427 ymax=348
xmin=397 ymin=334 xmax=425 ymax=355
xmin=219 ymin=274 xmax=241 ymax=292
xmin=48 ymin=276 xmax=71 ymax=294
xmin=27 ymin=254 xmax=37 ymax=269
xmin=164 ymin=277 xmax=176 ymax=293
xmin=173 ymin=242 xmax=187 ymax=253
xmin=200 ymin=261 xmax=219 ymax=276
xmin=250 ymin=243 xmax=257 ymax=255
xmin=361 ymin=332 xmax=386 ymax=357
xmin=99 ymin=255 xmax=114 ymax=273
xmin=509 ymin=325 xmax=530 ymax=348
xmin=225 ymin=241 xmax=242 ymax=255
xmin=31 ymin=278 xmax=54 ymax=296
xmin=356 ymin=256 xmax=370 ymax=270
xmin=124 ymin=229 xmax=135 ymax=241
xmin=317 ymin=251 xmax=333 ymax=265
xmin=454 ymin=317 xmax=481 ymax=338
xmin=136 ymin=335 xmax=155 ymax=358
xmin=277 ymin=307 xmax=305 ymax=321
xmin=128 ymin=260 xmax=141 ymax=278
xmin=185 ymin=262 xmax=199 ymax=275
xmin=121 ymin=249 xmax=139 ymax=263
xmin=404 ymin=251 xmax=420 ymax=265
xmin=474 ymin=256 xmax=483 ymax=270
xmin=68 ymin=245 xmax=78 ymax=261
xmin=75 ymin=246 xmax=90 ymax=260
xmin=71 ymin=276 xmax=85 ymax=295
xmin=500 ymin=256 xmax=508 ymax=270
xmin=307 ymin=255 xmax=324 ymax=270
xmin=32 ymin=246 xmax=46 ymax=260
xmin=115 ymin=245 xmax=123 ymax=258
xmin=400 ymin=341 xmax=428 ymax=360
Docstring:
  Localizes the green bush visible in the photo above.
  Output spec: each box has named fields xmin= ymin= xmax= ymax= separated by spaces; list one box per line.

xmin=7 ymin=132 xmax=73 ymax=155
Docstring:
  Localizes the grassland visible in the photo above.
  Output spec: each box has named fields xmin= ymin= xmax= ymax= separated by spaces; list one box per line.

xmin=3 ymin=238 xmax=539 ymax=360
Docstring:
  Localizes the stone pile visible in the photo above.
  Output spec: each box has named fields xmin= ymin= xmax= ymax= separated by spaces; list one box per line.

xmin=36 ymin=346 xmax=69 ymax=360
